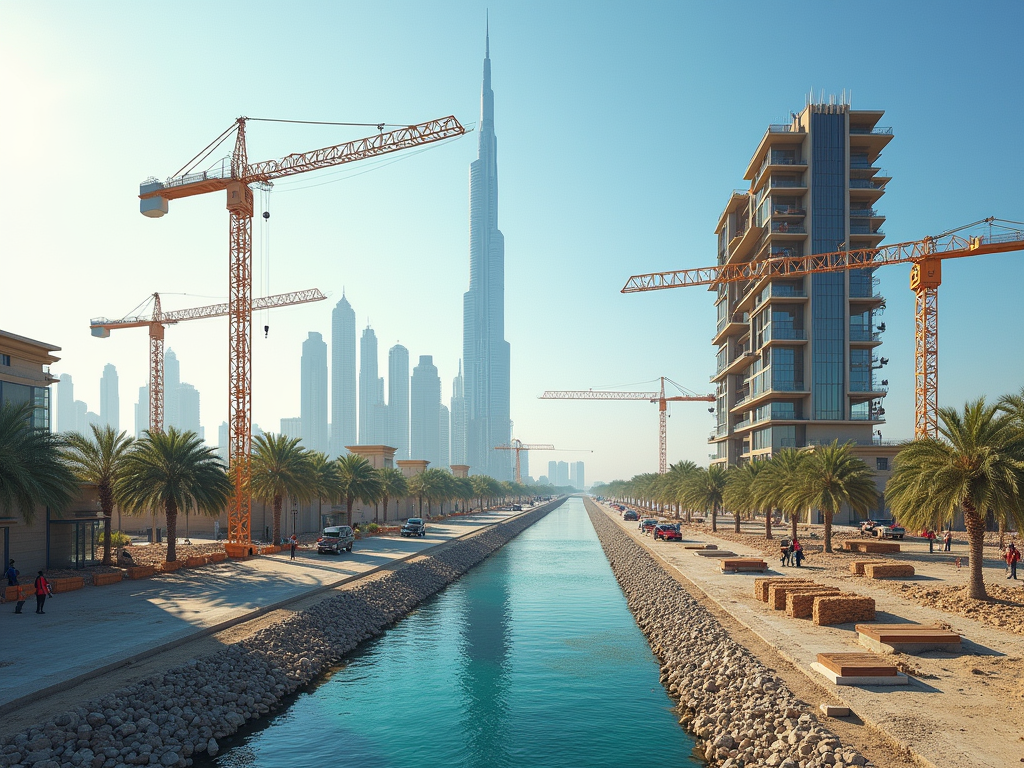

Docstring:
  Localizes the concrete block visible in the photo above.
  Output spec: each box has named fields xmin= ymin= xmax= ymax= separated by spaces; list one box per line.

xmin=849 ymin=559 xmax=887 ymax=575
xmin=813 ymin=596 xmax=876 ymax=626
xmin=812 ymin=662 xmax=909 ymax=686
xmin=863 ymin=563 xmax=915 ymax=579
xmin=820 ymin=703 xmax=851 ymax=717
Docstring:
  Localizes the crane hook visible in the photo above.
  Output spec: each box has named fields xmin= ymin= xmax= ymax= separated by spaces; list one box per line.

xmin=264 ymin=325 xmax=270 ymax=338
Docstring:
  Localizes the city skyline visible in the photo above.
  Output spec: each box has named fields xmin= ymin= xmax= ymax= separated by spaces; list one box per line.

xmin=6 ymin=3 xmax=1021 ymax=483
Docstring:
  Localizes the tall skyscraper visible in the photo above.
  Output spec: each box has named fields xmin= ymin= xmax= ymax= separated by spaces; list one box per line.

xmin=358 ymin=325 xmax=381 ymax=445
xmin=556 ymin=461 xmax=570 ymax=487
xmin=217 ymin=421 xmax=229 ymax=462
xmin=57 ymin=374 xmax=75 ymax=433
xmin=438 ymin=404 xmax=450 ymax=470
xmin=301 ymin=331 xmax=329 ymax=454
xmin=570 ymin=461 xmax=585 ymax=490
xmin=100 ymin=364 xmax=119 ymax=432
xmin=410 ymin=355 xmax=441 ymax=466
xmin=548 ymin=460 xmax=557 ymax=486
xmin=710 ymin=101 xmax=890 ymax=469
xmin=388 ymin=344 xmax=410 ymax=458
xmin=178 ymin=382 xmax=202 ymax=438
xmin=330 ymin=294 xmax=357 ymax=457
xmin=134 ymin=386 xmax=148 ymax=437
xmin=280 ymin=417 xmax=302 ymax=440
xmin=164 ymin=349 xmax=181 ymax=430
xmin=463 ymin=24 xmax=512 ymax=480
xmin=450 ymin=361 xmax=467 ymax=467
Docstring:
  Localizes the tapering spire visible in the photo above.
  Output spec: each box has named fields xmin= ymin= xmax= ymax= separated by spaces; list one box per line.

xmin=486 ymin=11 xmax=490 ymax=58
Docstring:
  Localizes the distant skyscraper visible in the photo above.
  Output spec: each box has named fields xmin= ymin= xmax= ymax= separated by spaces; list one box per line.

xmin=330 ymin=294 xmax=357 ymax=457
xmin=280 ymin=417 xmax=302 ymax=440
xmin=164 ymin=349 xmax=181 ymax=430
xmin=439 ymin=404 xmax=450 ymax=469
xmin=463 ymin=24 xmax=512 ymax=480
xmin=100 ymin=364 xmax=119 ymax=432
xmin=520 ymin=449 xmax=529 ymax=485
xmin=178 ymin=382 xmax=202 ymax=438
xmin=301 ymin=331 xmax=329 ymax=453
xmin=556 ymin=461 xmax=570 ymax=487
xmin=388 ymin=344 xmax=410 ymax=458
xmin=450 ymin=361 xmax=467 ymax=467
xmin=548 ymin=460 xmax=557 ymax=485
xmin=372 ymin=376 xmax=389 ymax=445
xmin=410 ymin=355 xmax=441 ymax=466
xmin=358 ymin=326 xmax=381 ymax=445
xmin=134 ymin=386 xmax=148 ymax=437
xmin=218 ymin=421 xmax=229 ymax=462
xmin=570 ymin=461 xmax=585 ymax=490
xmin=576 ymin=461 xmax=585 ymax=490
xmin=57 ymin=374 xmax=75 ymax=433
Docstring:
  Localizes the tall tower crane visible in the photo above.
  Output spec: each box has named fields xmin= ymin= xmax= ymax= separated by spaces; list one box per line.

xmin=540 ymin=377 xmax=714 ymax=474
xmin=493 ymin=439 xmax=592 ymax=484
xmin=90 ymin=289 xmax=327 ymax=434
xmin=620 ymin=218 xmax=1024 ymax=439
xmin=138 ymin=115 xmax=465 ymax=553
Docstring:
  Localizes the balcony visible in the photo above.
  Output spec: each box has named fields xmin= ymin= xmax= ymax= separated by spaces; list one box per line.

xmin=850 ymin=126 xmax=893 ymax=135
xmin=849 ymin=328 xmax=881 ymax=342
xmin=730 ymin=382 xmax=809 ymax=413
xmin=744 ymin=125 xmax=807 ymax=180
xmin=773 ymin=205 xmax=806 ymax=217
xmin=770 ymin=222 xmax=807 ymax=235
xmin=850 ymin=225 xmax=884 ymax=235
xmin=769 ymin=176 xmax=806 ymax=190
xmin=713 ymin=311 xmax=750 ymax=345
xmin=849 ymin=208 xmax=883 ymax=219
xmin=850 ymin=179 xmax=886 ymax=189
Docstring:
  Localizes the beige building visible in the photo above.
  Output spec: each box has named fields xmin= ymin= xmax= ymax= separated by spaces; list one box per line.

xmin=708 ymin=102 xmax=901 ymax=524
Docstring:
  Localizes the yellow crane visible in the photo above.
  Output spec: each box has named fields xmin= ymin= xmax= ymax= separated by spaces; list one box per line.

xmin=493 ymin=440 xmax=592 ymax=484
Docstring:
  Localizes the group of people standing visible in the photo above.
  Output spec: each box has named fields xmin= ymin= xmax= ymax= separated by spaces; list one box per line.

xmin=779 ymin=539 xmax=804 ymax=567
xmin=922 ymin=529 xmax=954 ymax=553
xmin=4 ymin=561 xmax=52 ymax=614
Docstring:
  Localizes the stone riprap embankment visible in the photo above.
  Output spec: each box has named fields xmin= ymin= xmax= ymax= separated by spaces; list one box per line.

xmin=0 ymin=501 xmax=563 ymax=768
xmin=585 ymin=500 xmax=871 ymax=768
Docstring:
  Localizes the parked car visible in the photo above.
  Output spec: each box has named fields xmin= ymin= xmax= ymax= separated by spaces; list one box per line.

xmin=623 ymin=510 xmax=639 ymax=521
xmin=859 ymin=519 xmax=906 ymax=540
xmin=653 ymin=523 xmax=682 ymax=541
xmin=317 ymin=525 xmax=354 ymax=554
xmin=511 ymin=504 xmax=522 ymax=511
xmin=401 ymin=518 xmax=426 ymax=537
xmin=640 ymin=519 xmax=659 ymax=535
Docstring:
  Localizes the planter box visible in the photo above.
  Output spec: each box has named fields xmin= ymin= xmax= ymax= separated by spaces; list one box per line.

xmin=224 ymin=543 xmax=258 ymax=559
xmin=720 ymin=558 xmax=768 ymax=573
xmin=50 ymin=577 xmax=85 ymax=593
xmin=4 ymin=586 xmax=28 ymax=601
xmin=158 ymin=560 xmax=183 ymax=573
xmin=184 ymin=556 xmax=208 ymax=568
xmin=208 ymin=552 xmax=227 ymax=563
xmin=92 ymin=572 xmax=123 ymax=586
xmin=126 ymin=566 xmax=156 ymax=580
xmin=260 ymin=545 xmax=280 ymax=555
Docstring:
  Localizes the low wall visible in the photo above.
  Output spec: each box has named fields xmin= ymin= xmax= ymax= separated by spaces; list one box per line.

xmin=584 ymin=498 xmax=868 ymax=768
xmin=0 ymin=499 xmax=566 ymax=768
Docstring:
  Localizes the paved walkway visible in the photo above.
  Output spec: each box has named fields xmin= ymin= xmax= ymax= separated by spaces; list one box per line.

xmin=600 ymin=504 xmax=1022 ymax=768
xmin=0 ymin=510 xmax=524 ymax=711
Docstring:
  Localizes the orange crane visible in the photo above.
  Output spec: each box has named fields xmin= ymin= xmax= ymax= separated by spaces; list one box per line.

xmin=138 ymin=115 xmax=465 ymax=552
xmin=540 ymin=377 xmax=714 ymax=474
xmin=621 ymin=218 xmax=1024 ymax=439
xmin=493 ymin=440 xmax=592 ymax=484
xmin=90 ymin=289 xmax=327 ymax=434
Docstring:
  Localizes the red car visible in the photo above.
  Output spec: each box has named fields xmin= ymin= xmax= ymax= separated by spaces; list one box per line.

xmin=653 ymin=523 xmax=682 ymax=541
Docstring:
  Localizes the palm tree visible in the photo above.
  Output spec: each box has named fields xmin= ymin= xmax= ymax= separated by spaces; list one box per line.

xmin=63 ymin=424 xmax=134 ymax=565
xmin=453 ymin=476 xmax=474 ymax=512
xmin=471 ymin=474 xmax=494 ymax=513
xmin=999 ymin=387 xmax=1024 ymax=425
xmin=788 ymin=441 xmax=877 ymax=553
xmin=116 ymin=427 xmax=231 ymax=563
xmin=418 ymin=468 xmax=452 ymax=517
xmin=682 ymin=465 xmax=728 ymax=532
xmin=667 ymin=461 xmax=698 ymax=519
xmin=752 ymin=449 xmax=810 ymax=541
xmin=250 ymin=434 xmax=314 ymax=543
xmin=886 ymin=399 xmax=1024 ymax=600
xmin=378 ymin=467 xmax=408 ymax=523
xmin=724 ymin=461 xmax=766 ymax=536
xmin=336 ymin=453 xmax=383 ymax=527
xmin=0 ymin=402 xmax=78 ymax=521
xmin=308 ymin=452 xmax=342 ymax=531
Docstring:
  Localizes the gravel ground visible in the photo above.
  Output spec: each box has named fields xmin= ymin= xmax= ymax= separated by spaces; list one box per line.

xmin=586 ymin=501 xmax=870 ymax=768
xmin=0 ymin=502 xmax=561 ymax=768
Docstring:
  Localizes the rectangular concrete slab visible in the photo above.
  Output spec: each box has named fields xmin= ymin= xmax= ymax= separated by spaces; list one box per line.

xmin=812 ymin=662 xmax=910 ymax=686
xmin=817 ymin=652 xmax=899 ymax=677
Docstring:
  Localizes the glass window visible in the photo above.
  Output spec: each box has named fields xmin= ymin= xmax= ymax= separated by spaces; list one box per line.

xmin=771 ymin=347 xmax=803 ymax=391
xmin=876 ymin=457 xmax=889 ymax=471
xmin=850 ymin=349 xmax=873 ymax=392
xmin=0 ymin=354 xmax=10 ymax=366
xmin=751 ymin=428 xmax=772 ymax=451
xmin=773 ymin=425 xmax=797 ymax=449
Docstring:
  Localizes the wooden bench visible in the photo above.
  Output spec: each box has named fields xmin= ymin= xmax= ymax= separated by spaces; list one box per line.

xmin=694 ymin=550 xmax=736 ymax=558
xmin=813 ymin=595 xmax=876 ymax=626
xmin=849 ymin=559 xmax=887 ymax=575
xmin=768 ymin=581 xmax=823 ymax=610
xmin=184 ymin=555 xmax=208 ymax=568
xmin=863 ymin=563 xmax=916 ymax=579
xmin=754 ymin=577 xmax=811 ymax=602
xmin=126 ymin=566 xmax=156 ymax=580
xmin=720 ymin=558 xmax=768 ymax=573
xmin=856 ymin=623 xmax=962 ymax=654
xmin=684 ymin=543 xmax=717 ymax=550
xmin=812 ymin=652 xmax=908 ymax=686
xmin=785 ymin=588 xmax=843 ymax=618
xmin=843 ymin=541 xmax=901 ymax=554
xmin=92 ymin=572 xmax=123 ymax=586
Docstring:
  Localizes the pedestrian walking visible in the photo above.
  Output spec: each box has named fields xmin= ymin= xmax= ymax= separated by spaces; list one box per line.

xmin=289 ymin=534 xmax=298 ymax=561
xmin=780 ymin=540 xmax=790 ymax=567
xmin=793 ymin=540 xmax=804 ymax=568
xmin=943 ymin=530 xmax=952 ymax=552
xmin=33 ymin=571 xmax=52 ymax=614
xmin=927 ymin=530 xmax=935 ymax=553
xmin=6 ymin=560 xmax=26 ymax=614
xmin=1006 ymin=543 xmax=1020 ymax=580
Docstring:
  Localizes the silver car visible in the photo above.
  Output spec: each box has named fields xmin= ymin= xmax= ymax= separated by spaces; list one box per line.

xmin=317 ymin=525 xmax=355 ymax=554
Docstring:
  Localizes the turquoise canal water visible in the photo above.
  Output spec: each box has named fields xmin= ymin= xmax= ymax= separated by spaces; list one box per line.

xmin=216 ymin=497 xmax=701 ymax=767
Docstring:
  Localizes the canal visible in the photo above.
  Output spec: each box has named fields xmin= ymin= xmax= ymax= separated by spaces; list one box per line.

xmin=215 ymin=497 xmax=701 ymax=767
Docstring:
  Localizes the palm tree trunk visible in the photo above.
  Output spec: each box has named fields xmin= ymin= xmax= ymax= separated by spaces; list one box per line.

xmin=272 ymin=494 xmax=283 ymax=544
xmin=791 ymin=509 xmax=798 ymax=541
xmin=382 ymin=494 xmax=389 ymax=524
xmin=824 ymin=509 xmax=833 ymax=553
xmin=963 ymin=503 xmax=988 ymax=600
xmin=711 ymin=503 xmax=718 ymax=533
xmin=165 ymin=498 xmax=178 ymax=563
xmin=765 ymin=508 xmax=773 ymax=540
xmin=999 ymin=518 xmax=1006 ymax=549
xmin=346 ymin=496 xmax=354 ymax=528
xmin=99 ymin=482 xmax=114 ymax=566
xmin=733 ymin=506 xmax=741 ymax=533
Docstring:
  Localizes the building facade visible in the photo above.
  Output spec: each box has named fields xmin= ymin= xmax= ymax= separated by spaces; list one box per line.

xmin=463 ymin=26 xmax=512 ymax=480
xmin=450 ymin=360 xmax=467 ymax=467
xmin=358 ymin=326 xmax=381 ymax=445
xmin=709 ymin=101 xmax=896 ymax=522
xmin=410 ymin=355 xmax=441 ymax=468
xmin=388 ymin=344 xmax=410 ymax=460
xmin=570 ymin=461 xmax=585 ymax=490
xmin=301 ymin=331 xmax=329 ymax=454
xmin=330 ymin=294 xmax=357 ymax=458
xmin=439 ymin=403 xmax=450 ymax=470
xmin=100 ymin=363 xmax=119 ymax=432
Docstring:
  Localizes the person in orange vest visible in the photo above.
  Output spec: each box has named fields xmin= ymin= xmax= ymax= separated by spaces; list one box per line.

xmin=34 ymin=571 xmax=52 ymax=614
xmin=1005 ymin=542 xmax=1021 ymax=580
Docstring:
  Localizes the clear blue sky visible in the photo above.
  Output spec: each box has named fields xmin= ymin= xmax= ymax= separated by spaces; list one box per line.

xmin=2 ymin=1 xmax=1022 ymax=484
